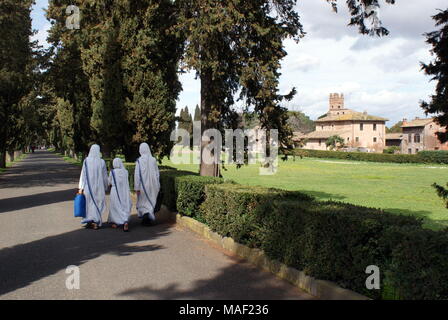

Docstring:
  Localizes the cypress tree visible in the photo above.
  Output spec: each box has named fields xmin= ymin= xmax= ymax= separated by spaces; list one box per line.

xmin=118 ymin=0 xmax=183 ymax=162
xmin=46 ymin=0 xmax=93 ymax=157
xmin=0 ymin=0 xmax=36 ymax=167
xmin=194 ymin=104 xmax=201 ymax=122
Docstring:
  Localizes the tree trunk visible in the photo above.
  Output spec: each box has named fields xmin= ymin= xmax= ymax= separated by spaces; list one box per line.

xmin=199 ymin=68 xmax=220 ymax=177
xmin=123 ymin=143 xmax=139 ymax=163
xmin=7 ymin=151 xmax=14 ymax=163
xmin=0 ymin=150 xmax=6 ymax=168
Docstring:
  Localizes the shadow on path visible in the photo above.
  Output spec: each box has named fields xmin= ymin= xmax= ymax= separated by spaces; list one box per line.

xmin=118 ymin=259 xmax=313 ymax=300
xmin=0 ymin=219 xmax=171 ymax=296
xmin=0 ymin=151 xmax=80 ymax=189
xmin=0 ymin=188 xmax=77 ymax=214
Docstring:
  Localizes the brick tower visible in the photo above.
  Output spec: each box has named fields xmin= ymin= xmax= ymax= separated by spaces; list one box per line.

xmin=329 ymin=93 xmax=344 ymax=111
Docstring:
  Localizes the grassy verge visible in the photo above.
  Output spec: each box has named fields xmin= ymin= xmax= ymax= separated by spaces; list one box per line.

xmin=162 ymin=156 xmax=448 ymax=230
xmin=0 ymin=153 xmax=28 ymax=174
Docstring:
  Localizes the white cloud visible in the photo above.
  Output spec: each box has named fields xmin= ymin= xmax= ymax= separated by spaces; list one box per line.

xmin=284 ymin=53 xmax=321 ymax=72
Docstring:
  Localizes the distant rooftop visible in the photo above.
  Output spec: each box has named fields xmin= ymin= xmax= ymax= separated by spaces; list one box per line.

xmin=385 ymin=133 xmax=403 ymax=140
xmin=401 ymin=118 xmax=434 ymax=128
xmin=316 ymin=110 xmax=388 ymax=123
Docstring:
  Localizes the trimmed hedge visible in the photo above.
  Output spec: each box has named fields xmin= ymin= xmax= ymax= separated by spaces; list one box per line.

xmin=199 ymin=184 xmax=448 ymax=300
xmin=159 ymin=169 xmax=196 ymax=211
xmin=292 ymin=149 xmax=448 ymax=164
xmin=418 ymin=150 xmax=448 ymax=164
xmin=159 ymin=169 xmax=226 ymax=217
xmin=176 ymin=175 xmax=226 ymax=219
xmin=200 ymin=184 xmax=315 ymax=247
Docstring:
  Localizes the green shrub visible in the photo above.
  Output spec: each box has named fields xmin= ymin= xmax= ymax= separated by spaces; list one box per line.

xmin=291 ymin=149 xmax=448 ymax=164
xmin=176 ymin=175 xmax=225 ymax=218
xmin=417 ymin=150 xmax=448 ymax=164
xmin=380 ymin=226 xmax=448 ymax=300
xmin=159 ymin=169 xmax=196 ymax=211
xmin=259 ymin=201 xmax=422 ymax=299
xmin=200 ymin=184 xmax=314 ymax=247
xmin=383 ymin=146 xmax=400 ymax=154
xmin=199 ymin=183 xmax=448 ymax=299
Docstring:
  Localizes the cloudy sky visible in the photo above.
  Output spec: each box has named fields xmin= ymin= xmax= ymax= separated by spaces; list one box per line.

xmin=31 ymin=0 xmax=447 ymax=126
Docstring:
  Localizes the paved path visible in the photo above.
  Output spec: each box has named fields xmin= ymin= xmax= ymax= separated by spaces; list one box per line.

xmin=0 ymin=151 xmax=313 ymax=300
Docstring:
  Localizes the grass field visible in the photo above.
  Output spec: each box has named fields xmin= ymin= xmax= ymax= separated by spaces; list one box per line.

xmin=162 ymin=156 xmax=448 ymax=230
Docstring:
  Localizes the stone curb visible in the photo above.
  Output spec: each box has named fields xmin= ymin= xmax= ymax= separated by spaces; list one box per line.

xmin=167 ymin=211 xmax=369 ymax=300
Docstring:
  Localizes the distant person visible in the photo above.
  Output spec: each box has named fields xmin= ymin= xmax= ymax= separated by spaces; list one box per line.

xmin=78 ymin=144 xmax=108 ymax=230
xmin=108 ymin=158 xmax=132 ymax=232
xmin=31 ymin=145 xmax=35 ymax=153
xmin=134 ymin=143 xmax=160 ymax=226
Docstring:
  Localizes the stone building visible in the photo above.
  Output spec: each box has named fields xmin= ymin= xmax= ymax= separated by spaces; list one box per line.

xmin=297 ymin=93 xmax=388 ymax=153
xmin=399 ymin=118 xmax=448 ymax=154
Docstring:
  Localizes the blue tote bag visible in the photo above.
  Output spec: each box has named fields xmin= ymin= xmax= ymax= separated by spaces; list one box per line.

xmin=74 ymin=193 xmax=86 ymax=218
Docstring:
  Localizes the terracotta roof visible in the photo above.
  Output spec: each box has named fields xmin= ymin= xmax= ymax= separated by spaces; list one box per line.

xmin=401 ymin=118 xmax=434 ymax=128
xmin=298 ymin=130 xmax=350 ymax=140
xmin=316 ymin=110 xmax=388 ymax=123
xmin=386 ymin=133 xmax=403 ymax=140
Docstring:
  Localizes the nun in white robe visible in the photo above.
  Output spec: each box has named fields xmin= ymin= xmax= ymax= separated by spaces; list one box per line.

xmin=78 ymin=144 xmax=108 ymax=229
xmin=134 ymin=143 xmax=160 ymax=222
xmin=108 ymin=158 xmax=132 ymax=229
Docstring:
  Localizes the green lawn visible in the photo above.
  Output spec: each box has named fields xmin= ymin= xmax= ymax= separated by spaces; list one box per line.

xmin=162 ymin=156 xmax=448 ymax=230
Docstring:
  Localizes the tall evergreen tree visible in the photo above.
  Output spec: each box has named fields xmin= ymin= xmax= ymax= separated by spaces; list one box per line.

xmin=194 ymin=104 xmax=201 ymax=122
xmin=110 ymin=0 xmax=183 ymax=161
xmin=178 ymin=106 xmax=193 ymax=135
xmin=0 ymin=0 xmax=36 ymax=167
xmin=46 ymin=0 xmax=93 ymax=156
xmin=421 ymin=8 xmax=448 ymax=142
xmin=77 ymin=0 xmax=126 ymax=158
xmin=46 ymin=0 xmax=182 ymax=161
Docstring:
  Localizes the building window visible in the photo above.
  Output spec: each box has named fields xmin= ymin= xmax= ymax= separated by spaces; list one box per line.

xmin=356 ymin=137 xmax=359 ymax=142
xmin=318 ymin=139 xmax=321 ymax=146
xmin=360 ymin=123 xmax=364 ymax=131
xmin=416 ymin=148 xmax=419 ymax=153
xmin=373 ymin=137 xmax=377 ymax=143
xmin=414 ymin=134 xmax=421 ymax=143
xmin=408 ymin=133 xmax=412 ymax=142
xmin=321 ymin=126 xmax=324 ymax=130
xmin=408 ymin=149 xmax=412 ymax=154
xmin=373 ymin=124 xmax=377 ymax=131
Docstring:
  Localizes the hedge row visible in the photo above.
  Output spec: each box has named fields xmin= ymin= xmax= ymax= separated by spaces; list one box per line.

xmin=199 ymin=184 xmax=448 ymax=300
xmin=292 ymin=149 xmax=448 ymax=164
xmin=158 ymin=168 xmax=225 ymax=219
xmin=124 ymin=164 xmax=448 ymax=299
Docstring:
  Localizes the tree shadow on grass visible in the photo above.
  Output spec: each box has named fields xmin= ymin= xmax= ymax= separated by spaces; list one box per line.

xmin=384 ymin=208 xmax=447 ymax=230
xmin=118 ymin=257 xmax=314 ymax=300
xmin=0 ymin=218 xmax=171 ymax=296
xmin=300 ymin=190 xmax=346 ymax=201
